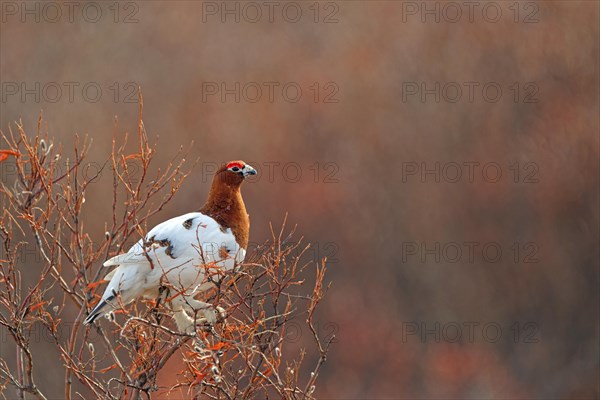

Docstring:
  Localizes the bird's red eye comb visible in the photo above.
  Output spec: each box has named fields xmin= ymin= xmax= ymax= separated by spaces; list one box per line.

xmin=226 ymin=162 xmax=244 ymax=170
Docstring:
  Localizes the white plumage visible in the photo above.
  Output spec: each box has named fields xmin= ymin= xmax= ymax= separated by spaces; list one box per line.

xmin=84 ymin=212 xmax=244 ymax=331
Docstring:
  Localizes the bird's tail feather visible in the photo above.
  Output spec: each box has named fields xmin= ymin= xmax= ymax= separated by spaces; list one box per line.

xmin=83 ymin=296 xmax=114 ymax=325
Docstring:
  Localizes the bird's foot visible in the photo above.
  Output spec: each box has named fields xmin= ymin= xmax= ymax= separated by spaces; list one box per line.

xmin=173 ymin=310 xmax=197 ymax=335
xmin=173 ymin=304 xmax=226 ymax=334
xmin=195 ymin=306 xmax=227 ymax=328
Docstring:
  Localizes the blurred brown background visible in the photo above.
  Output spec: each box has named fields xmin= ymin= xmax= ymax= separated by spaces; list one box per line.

xmin=1 ymin=1 xmax=598 ymax=398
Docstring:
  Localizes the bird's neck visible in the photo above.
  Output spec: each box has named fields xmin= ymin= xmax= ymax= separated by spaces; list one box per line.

xmin=200 ymin=181 xmax=250 ymax=249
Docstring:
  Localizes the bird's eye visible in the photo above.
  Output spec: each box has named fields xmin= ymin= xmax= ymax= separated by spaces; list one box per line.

xmin=231 ymin=166 xmax=240 ymax=172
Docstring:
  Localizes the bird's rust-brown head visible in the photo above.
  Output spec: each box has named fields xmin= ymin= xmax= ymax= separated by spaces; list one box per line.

xmin=213 ymin=160 xmax=257 ymax=188
xmin=200 ymin=161 xmax=256 ymax=248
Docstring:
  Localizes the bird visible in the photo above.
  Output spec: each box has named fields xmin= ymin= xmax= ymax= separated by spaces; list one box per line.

xmin=83 ymin=161 xmax=257 ymax=333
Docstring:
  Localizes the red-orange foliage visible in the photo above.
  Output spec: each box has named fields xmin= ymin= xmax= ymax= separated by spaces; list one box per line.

xmin=0 ymin=106 xmax=332 ymax=399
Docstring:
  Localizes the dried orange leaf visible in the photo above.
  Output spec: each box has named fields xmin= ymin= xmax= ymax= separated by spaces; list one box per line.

xmin=86 ymin=281 xmax=105 ymax=291
xmin=124 ymin=153 xmax=141 ymax=160
xmin=29 ymin=301 xmax=47 ymax=312
xmin=0 ymin=150 xmax=21 ymax=162
xmin=98 ymin=365 xmax=117 ymax=373
xmin=209 ymin=342 xmax=227 ymax=351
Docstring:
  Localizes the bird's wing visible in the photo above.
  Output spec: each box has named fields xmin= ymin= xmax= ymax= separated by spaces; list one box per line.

xmin=104 ymin=212 xmax=245 ymax=271
xmin=95 ymin=212 xmax=245 ymax=309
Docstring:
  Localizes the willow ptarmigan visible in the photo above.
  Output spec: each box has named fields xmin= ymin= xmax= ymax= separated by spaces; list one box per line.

xmin=83 ymin=161 xmax=257 ymax=333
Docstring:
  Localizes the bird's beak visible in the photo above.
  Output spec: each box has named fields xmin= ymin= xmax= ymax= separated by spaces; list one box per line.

xmin=242 ymin=164 xmax=257 ymax=177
